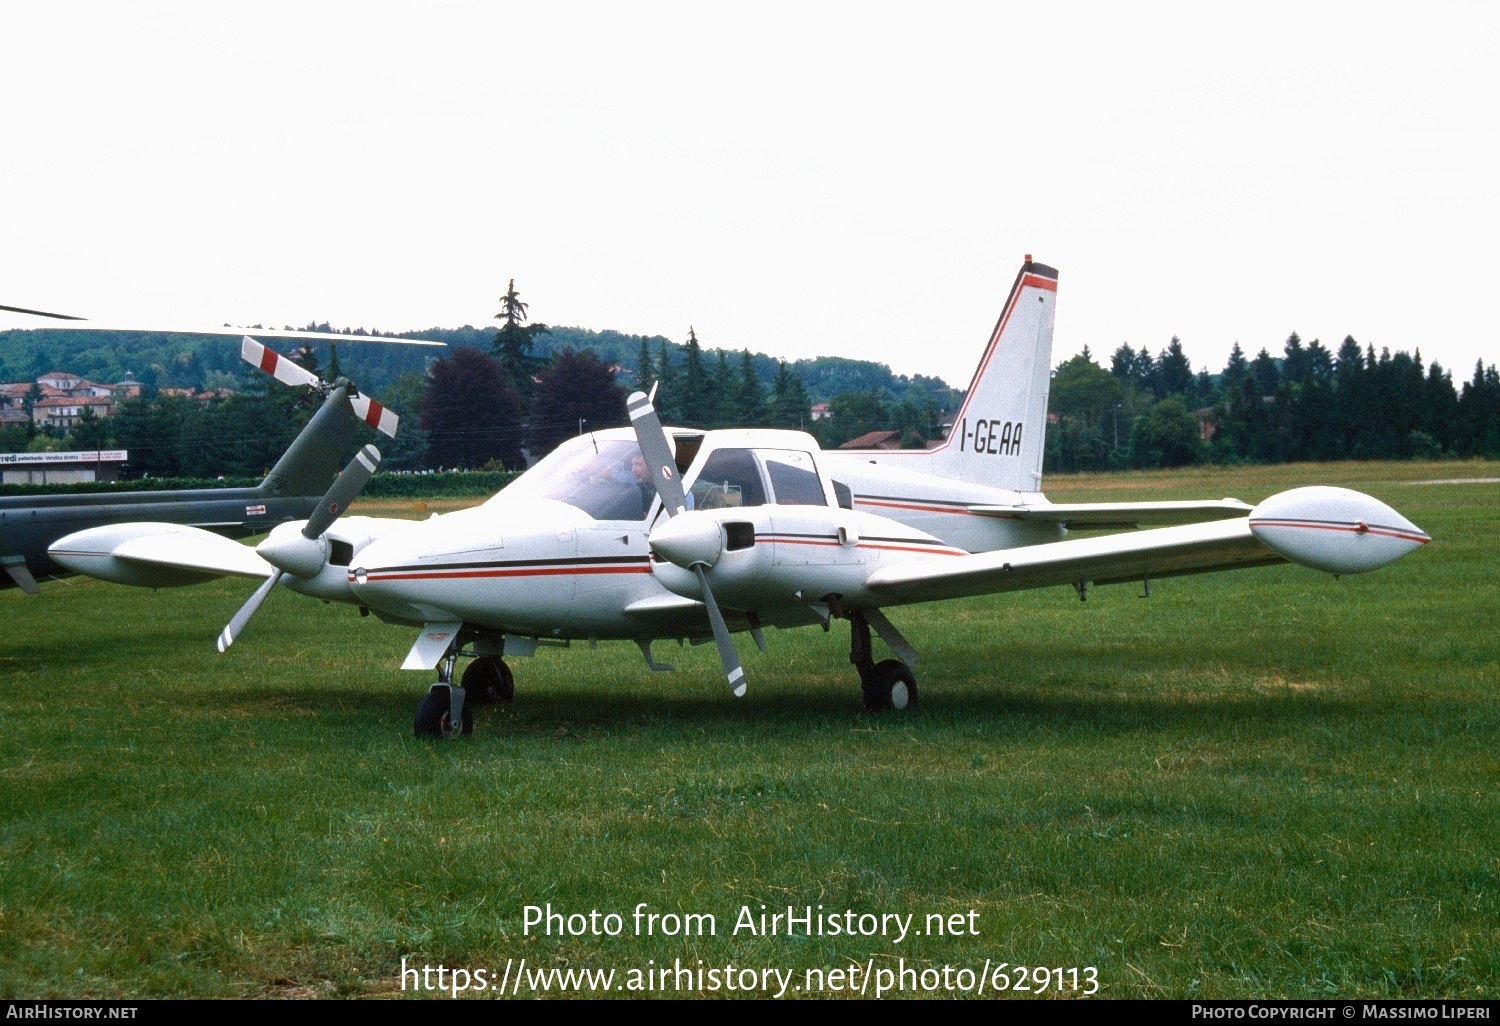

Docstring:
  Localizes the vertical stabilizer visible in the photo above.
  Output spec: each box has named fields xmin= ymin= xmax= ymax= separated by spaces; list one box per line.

xmin=850 ymin=258 xmax=1057 ymax=491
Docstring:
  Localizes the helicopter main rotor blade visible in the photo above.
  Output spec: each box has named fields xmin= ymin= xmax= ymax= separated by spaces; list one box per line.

xmin=304 ymin=445 xmax=381 ymax=540
xmin=626 ymin=390 xmax=687 ymax=517
xmin=0 ymin=303 xmax=86 ymax=320
xmin=694 ymin=565 xmax=746 ymax=698
xmin=217 ymin=570 xmax=285 ymax=653
xmin=241 ymin=336 xmax=323 ymax=390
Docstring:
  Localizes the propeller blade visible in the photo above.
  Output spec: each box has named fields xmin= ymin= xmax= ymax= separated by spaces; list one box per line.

xmin=693 ymin=565 xmax=746 ymax=697
xmin=347 ymin=393 xmax=400 ymax=438
xmin=217 ymin=570 xmax=285 ymax=652
xmin=627 ymin=390 xmax=687 ymax=517
xmin=241 ymin=336 xmax=322 ymax=390
xmin=303 ymin=444 xmax=381 ymax=540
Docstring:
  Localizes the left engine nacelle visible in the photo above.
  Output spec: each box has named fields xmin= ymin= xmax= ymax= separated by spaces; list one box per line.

xmin=48 ymin=522 xmax=267 ymax=588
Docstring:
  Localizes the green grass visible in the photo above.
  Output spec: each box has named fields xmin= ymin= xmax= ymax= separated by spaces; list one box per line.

xmin=2 ymin=459 xmax=1497 ymax=998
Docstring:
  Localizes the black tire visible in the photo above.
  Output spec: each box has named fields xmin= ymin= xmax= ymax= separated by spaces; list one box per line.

xmin=461 ymin=656 xmax=515 ymax=705
xmin=861 ymin=659 xmax=918 ymax=713
xmin=414 ymin=684 xmax=474 ymax=738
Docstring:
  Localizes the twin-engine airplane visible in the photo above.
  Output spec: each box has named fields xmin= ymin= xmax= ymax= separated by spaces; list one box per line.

xmin=48 ymin=259 xmax=1430 ymax=737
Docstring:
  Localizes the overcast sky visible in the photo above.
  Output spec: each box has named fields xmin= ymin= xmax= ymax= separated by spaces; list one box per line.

xmin=3 ymin=2 xmax=1496 ymax=388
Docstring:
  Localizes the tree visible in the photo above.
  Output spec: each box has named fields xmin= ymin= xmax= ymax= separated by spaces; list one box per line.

xmin=1222 ymin=343 xmax=1249 ymax=391
xmin=527 ymin=349 xmax=627 ymax=459
xmin=769 ymin=361 xmax=810 ymax=429
xmin=1251 ymin=348 xmax=1279 ymax=397
xmin=377 ymin=371 xmax=431 ymax=472
xmin=734 ymin=349 xmax=768 ymax=427
xmin=635 ymin=337 xmax=654 ymax=395
xmin=491 ymin=279 xmax=551 ymax=397
xmin=1129 ymin=398 xmax=1202 ymax=468
xmin=420 ymin=348 xmax=524 ymax=469
xmin=678 ymin=327 xmax=712 ymax=426
xmin=1156 ymin=337 xmax=1194 ymax=397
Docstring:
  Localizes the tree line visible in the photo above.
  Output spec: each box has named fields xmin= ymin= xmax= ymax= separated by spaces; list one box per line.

xmin=6 ymin=281 xmax=1498 ymax=476
xmin=1046 ymin=335 xmax=1500 ymax=471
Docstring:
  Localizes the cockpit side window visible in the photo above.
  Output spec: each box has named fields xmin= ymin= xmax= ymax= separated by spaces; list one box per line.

xmin=688 ymin=448 xmax=768 ymax=510
xmin=760 ymin=449 xmax=828 ymax=506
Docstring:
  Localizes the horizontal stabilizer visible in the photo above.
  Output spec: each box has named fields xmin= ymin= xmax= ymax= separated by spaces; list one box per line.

xmin=971 ymin=498 xmax=1253 ymax=529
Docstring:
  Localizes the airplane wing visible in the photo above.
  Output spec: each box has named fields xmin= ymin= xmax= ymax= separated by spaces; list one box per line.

xmin=968 ymin=498 xmax=1253 ymax=529
xmin=865 ymin=518 xmax=1282 ymax=605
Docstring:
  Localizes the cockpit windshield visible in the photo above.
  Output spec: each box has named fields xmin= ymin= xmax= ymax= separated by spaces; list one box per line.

xmin=491 ymin=436 xmax=655 ymax=521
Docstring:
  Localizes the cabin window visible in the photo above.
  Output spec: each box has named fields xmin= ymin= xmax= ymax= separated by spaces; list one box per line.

xmin=759 ymin=449 xmax=828 ymax=506
xmin=688 ymin=448 xmax=768 ymax=509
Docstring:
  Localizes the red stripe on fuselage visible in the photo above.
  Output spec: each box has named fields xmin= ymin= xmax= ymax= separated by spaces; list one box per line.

xmin=357 ymin=565 xmax=652 ymax=582
xmin=258 ymin=348 xmax=278 ymax=374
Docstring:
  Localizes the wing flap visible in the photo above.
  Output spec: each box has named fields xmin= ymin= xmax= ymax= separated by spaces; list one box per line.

xmin=866 ymin=518 xmax=1281 ymax=604
xmin=969 ymin=498 xmax=1253 ymax=529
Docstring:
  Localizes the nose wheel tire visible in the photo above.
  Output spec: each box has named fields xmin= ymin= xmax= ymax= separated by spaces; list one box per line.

xmin=414 ymin=684 xmax=473 ymax=739
xmin=461 ymin=656 xmax=514 ymax=705
xmin=861 ymin=659 xmax=918 ymax=713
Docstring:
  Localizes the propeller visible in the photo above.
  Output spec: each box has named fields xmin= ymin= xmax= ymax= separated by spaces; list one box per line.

xmin=626 ymin=390 xmax=746 ymax=697
xmin=216 ymin=444 xmax=381 ymax=652
xmin=240 ymin=336 xmax=399 ymax=438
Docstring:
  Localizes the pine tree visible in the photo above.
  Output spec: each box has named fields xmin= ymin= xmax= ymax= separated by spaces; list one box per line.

xmin=635 ymin=337 xmax=654 ymax=395
xmin=735 ymin=349 xmax=768 ymax=426
xmin=711 ymin=350 xmax=734 ymax=426
xmin=491 ymin=278 xmax=550 ymax=398
xmin=1156 ymin=337 xmax=1193 ymax=397
xmin=1222 ymin=343 xmax=1249 ymax=390
xmin=769 ymin=361 xmax=811 ymax=429
xmin=680 ymin=327 xmax=712 ymax=426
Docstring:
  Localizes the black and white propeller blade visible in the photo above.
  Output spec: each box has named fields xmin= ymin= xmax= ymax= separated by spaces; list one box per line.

xmin=217 ymin=571 xmax=286 ymax=653
xmin=216 ymin=445 xmax=381 ymax=652
xmin=303 ymin=445 xmax=380 ymax=540
xmin=240 ymin=337 xmax=400 ymax=439
xmin=693 ymin=566 xmax=747 ymax=697
xmin=627 ymin=390 xmax=746 ymax=696
xmin=627 ymin=390 xmax=687 ymax=516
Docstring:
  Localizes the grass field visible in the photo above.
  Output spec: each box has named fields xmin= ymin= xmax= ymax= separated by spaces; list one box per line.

xmin=2 ymin=460 xmax=1497 ymax=999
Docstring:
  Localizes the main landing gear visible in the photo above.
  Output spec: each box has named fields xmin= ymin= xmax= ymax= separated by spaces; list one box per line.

xmin=414 ymin=643 xmax=515 ymax=739
xmin=847 ymin=610 xmax=918 ymax=712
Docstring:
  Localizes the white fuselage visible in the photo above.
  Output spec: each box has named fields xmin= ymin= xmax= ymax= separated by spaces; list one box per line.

xmin=337 ymin=428 xmax=1042 ymax=645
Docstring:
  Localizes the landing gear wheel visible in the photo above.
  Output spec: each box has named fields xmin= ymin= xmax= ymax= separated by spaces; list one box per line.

xmin=414 ymin=684 xmax=473 ymax=738
xmin=861 ymin=659 xmax=918 ymax=713
xmin=461 ymin=656 xmax=514 ymax=705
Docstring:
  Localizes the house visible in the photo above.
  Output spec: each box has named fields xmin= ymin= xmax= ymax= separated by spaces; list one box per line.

xmin=809 ymin=402 xmax=831 ymax=421
xmin=839 ymin=429 xmax=903 ymax=450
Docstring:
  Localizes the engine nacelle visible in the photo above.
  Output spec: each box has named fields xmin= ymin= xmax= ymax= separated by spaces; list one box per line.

xmin=48 ymin=523 xmax=251 ymax=588
xmin=1248 ymin=486 xmax=1429 ymax=574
